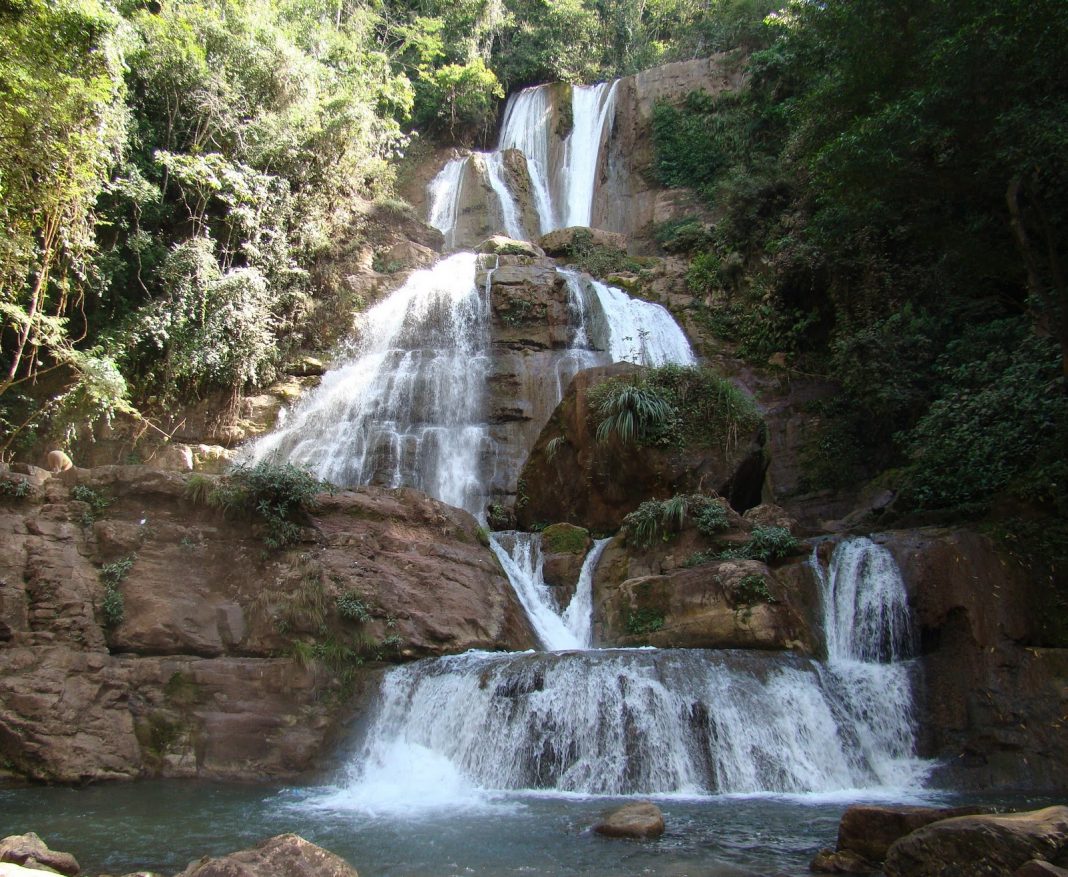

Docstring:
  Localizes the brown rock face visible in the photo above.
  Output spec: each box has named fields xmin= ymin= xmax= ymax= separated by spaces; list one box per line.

xmin=876 ymin=529 xmax=1068 ymax=791
xmin=592 ymin=535 xmax=815 ymax=651
xmin=592 ymin=802 xmax=665 ymax=839
xmin=538 ymin=226 xmax=626 ymax=256
xmin=0 ymin=466 xmax=533 ymax=783
xmin=515 ymin=366 xmax=767 ymax=532
xmin=0 ymin=832 xmax=80 ymax=876
xmin=884 ymin=806 xmax=1068 ymax=877
xmin=176 ymin=834 xmax=358 ymax=877
xmin=836 ymin=805 xmax=989 ymax=865
xmin=593 ymin=56 xmax=747 ymax=252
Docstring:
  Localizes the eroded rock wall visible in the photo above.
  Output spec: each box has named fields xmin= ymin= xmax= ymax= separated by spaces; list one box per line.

xmin=0 ymin=466 xmax=533 ymax=783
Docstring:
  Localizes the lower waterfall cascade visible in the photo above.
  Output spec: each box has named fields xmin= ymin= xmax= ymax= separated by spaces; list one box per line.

xmin=320 ymin=537 xmax=929 ymax=810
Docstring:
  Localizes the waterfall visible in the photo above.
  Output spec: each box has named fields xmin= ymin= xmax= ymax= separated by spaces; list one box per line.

xmin=245 ymin=253 xmax=492 ymax=517
xmin=562 ymin=82 xmax=619 ymax=228
xmin=333 ymin=648 xmax=922 ymax=802
xmin=811 ymin=539 xmax=927 ymax=789
xmin=426 ymin=80 xmax=621 ymax=246
xmin=498 ymin=85 xmax=556 ymax=234
xmin=488 ymin=534 xmax=611 ymax=650
xmin=561 ymin=270 xmax=696 ymax=367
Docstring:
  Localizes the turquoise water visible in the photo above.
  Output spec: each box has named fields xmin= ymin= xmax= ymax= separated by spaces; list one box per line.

xmin=0 ymin=781 xmax=1016 ymax=877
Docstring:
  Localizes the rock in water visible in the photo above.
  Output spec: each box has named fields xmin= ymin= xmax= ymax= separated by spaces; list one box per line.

xmin=176 ymin=834 xmax=358 ymax=877
xmin=593 ymin=802 xmax=665 ymax=839
xmin=836 ymin=804 xmax=987 ymax=864
xmin=0 ymin=833 xmax=79 ymax=876
xmin=884 ymin=806 xmax=1068 ymax=877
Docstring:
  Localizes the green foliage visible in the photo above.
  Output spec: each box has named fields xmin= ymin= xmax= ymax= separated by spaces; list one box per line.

xmin=189 ymin=461 xmax=328 ymax=551
xmin=623 ymin=493 xmax=728 ymax=549
xmin=900 ymin=321 xmax=1068 ymax=515
xmin=99 ymin=554 xmax=134 ymax=627
xmin=336 ymin=591 xmax=372 ymax=623
xmin=0 ymin=477 xmax=33 ymax=500
xmin=71 ymin=484 xmax=110 ymax=523
xmin=592 ymin=382 xmax=675 ymax=446
xmin=540 ymin=523 xmax=589 ymax=555
xmin=592 ymin=365 xmax=762 ymax=454
xmin=625 ymin=607 xmax=665 ymax=636
xmin=733 ymin=573 xmax=775 ymax=607
xmin=559 ymin=230 xmax=642 ymax=278
xmin=544 ymin=435 xmax=567 ymax=462
xmin=416 ymin=58 xmax=503 ymax=145
xmin=721 ymin=526 xmax=799 ymax=563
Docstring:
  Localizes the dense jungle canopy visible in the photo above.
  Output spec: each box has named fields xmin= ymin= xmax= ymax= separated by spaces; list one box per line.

xmin=0 ymin=0 xmax=1066 ymax=555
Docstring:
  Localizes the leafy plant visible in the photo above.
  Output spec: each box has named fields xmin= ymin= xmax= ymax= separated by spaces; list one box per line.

xmin=0 ymin=478 xmax=32 ymax=500
xmin=626 ymin=608 xmax=665 ymax=636
xmin=721 ymin=526 xmax=799 ymax=563
xmin=188 ymin=462 xmax=328 ymax=551
xmin=98 ymin=554 xmax=135 ymax=628
xmin=733 ymin=573 xmax=776 ymax=608
xmin=592 ymin=382 xmax=675 ymax=445
xmin=71 ymin=484 xmax=109 ymax=523
xmin=623 ymin=494 xmax=729 ymax=549
xmin=336 ymin=591 xmax=372 ymax=623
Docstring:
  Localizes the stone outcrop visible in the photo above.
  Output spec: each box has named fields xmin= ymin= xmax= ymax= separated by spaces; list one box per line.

xmin=538 ymin=226 xmax=626 ymax=256
xmin=591 ymin=524 xmax=815 ymax=651
xmin=592 ymin=802 xmax=665 ymax=839
xmin=539 ymin=523 xmax=593 ymax=607
xmin=515 ymin=365 xmax=767 ymax=532
xmin=593 ymin=55 xmax=747 ymax=252
xmin=176 ymin=834 xmax=359 ymax=877
xmin=0 ymin=833 xmax=79 ymax=876
xmin=0 ymin=465 xmax=533 ymax=783
xmin=884 ymin=806 xmax=1068 ymax=877
xmin=874 ymin=529 xmax=1068 ymax=791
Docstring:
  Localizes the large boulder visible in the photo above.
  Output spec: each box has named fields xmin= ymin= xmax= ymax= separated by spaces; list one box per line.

xmin=836 ymin=805 xmax=988 ymax=864
xmin=515 ymin=366 xmax=767 ymax=533
xmin=592 ymin=538 xmax=816 ymax=651
xmin=884 ymin=806 xmax=1068 ymax=877
xmin=592 ymin=802 xmax=665 ymax=839
xmin=0 ymin=833 xmax=79 ymax=876
xmin=539 ymin=226 xmax=626 ymax=257
xmin=176 ymin=834 xmax=358 ymax=877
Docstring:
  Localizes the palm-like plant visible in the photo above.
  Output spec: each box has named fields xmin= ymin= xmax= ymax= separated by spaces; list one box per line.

xmin=594 ymin=383 xmax=674 ymax=445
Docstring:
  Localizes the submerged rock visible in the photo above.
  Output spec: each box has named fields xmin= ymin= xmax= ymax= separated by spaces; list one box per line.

xmin=176 ymin=834 xmax=358 ymax=877
xmin=884 ymin=806 xmax=1068 ymax=877
xmin=593 ymin=802 xmax=665 ymax=839
xmin=0 ymin=832 xmax=79 ymax=876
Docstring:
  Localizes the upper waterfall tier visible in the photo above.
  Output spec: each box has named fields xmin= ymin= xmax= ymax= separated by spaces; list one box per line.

xmin=428 ymin=82 xmax=620 ymax=248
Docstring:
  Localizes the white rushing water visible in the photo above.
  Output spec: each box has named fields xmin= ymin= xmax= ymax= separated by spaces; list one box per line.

xmin=498 ymin=85 xmax=556 ymax=233
xmin=427 ymin=79 xmax=621 ymax=245
xmin=562 ymin=82 xmax=619 ymax=228
xmin=562 ymin=270 xmax=697 ymax=367
xmin=245 ymin=253 xmax=492 ymax=516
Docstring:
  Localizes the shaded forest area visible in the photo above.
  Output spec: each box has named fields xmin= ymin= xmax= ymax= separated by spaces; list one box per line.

xmin=1 ymin=0 xmax=1066 ymax=568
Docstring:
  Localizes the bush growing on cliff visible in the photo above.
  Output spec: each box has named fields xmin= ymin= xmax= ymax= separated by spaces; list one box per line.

xmin=188 ymin=461 xmax=329 ymax=551
xmin=591 ymin=366 xmax=761 ymax=452
xmin=623 ymin=493 xmax=730 ymax=548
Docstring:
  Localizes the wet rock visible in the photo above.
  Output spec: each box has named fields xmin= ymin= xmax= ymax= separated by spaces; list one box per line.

xmin=810 ymin=848 xmax=875 ymax=874
xmin=593 ymin=802 xmax=665 ymax=839
xmin=0 ymin=468 xmax=534 ymax=782
xmin=741 ymin=504 xmax=799 ymax=534
xmin=835 ymin=805 xmax=988 ymax=865
xmin=884 ymin=806 xmax=1068 ymax=877
xmin=286 ymin=356 xmax=326 ymax=377
xmin=1016 ymin=861 xmax=1068 ymax=877
xmin=146 ymin=443 xmax=193 ymax=472
xmin=539 ymin=226 xmax=626 ymax=256
xmin=593 ymin=543 xmax=816 ymax=652
xmin=176 ymin=833 xmax=358 ymax=877
xmin=0 ymin=832 xmax=80 ymax=875
xmin=476 ymin=235 xmax=544 ymax=258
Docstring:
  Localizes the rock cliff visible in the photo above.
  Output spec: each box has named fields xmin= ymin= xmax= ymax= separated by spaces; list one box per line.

xmin=0 ymin=465 xmax=533 ymax=782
